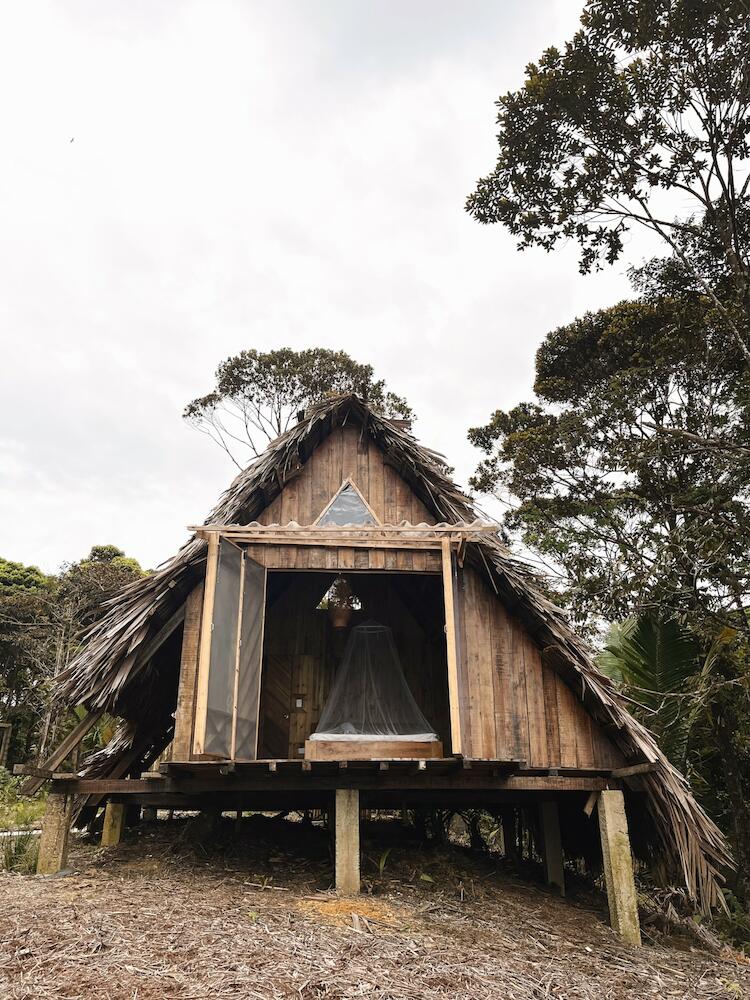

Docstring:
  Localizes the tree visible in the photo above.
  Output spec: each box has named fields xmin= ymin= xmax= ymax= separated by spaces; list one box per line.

xmin=0 ymin=547 xmax=145 ymax=766
xmin=468 ymin=276 xmax=750 ymax=901
xmin=469 ymin=291 xmax=750 ymax=631
xmin=466 ymin=1 xmax=750 ymax=366
xmin=184 ymin=348 xmax=414 ymax=468
xmin=35 ymin=546 xmax=145 ymax=758
xmin=0 ymin=559 xmax=55 ymax=764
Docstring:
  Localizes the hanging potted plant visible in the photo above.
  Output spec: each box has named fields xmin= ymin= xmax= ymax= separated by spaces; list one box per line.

xmin=326 ymin=576 xmax=357 ymax=630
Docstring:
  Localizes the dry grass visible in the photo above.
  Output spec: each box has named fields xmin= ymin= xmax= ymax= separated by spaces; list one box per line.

xmin=0 ymin=815 xmax=747 ymax=1000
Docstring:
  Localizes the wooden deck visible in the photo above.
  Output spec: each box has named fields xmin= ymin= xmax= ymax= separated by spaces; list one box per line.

xmin=33 ymin=757 xmax=623 ymax=811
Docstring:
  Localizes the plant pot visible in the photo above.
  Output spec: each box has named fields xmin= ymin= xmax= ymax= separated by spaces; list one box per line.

xmin=329 ymin=604 xmax=353 ymax=630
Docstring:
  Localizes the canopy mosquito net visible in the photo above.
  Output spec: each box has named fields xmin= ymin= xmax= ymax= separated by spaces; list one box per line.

xmin=310 ymin=621 xmax=438 ymax=742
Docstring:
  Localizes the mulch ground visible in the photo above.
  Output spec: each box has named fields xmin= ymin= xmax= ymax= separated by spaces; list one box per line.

xmin=1 ymin=814 xmax=748 ymax=1000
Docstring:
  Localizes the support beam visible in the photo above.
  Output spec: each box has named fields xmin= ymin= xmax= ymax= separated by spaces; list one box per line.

xmin=335 ymin=788 xmax=360 ymax=895
xmin=172 ymin=582 xmax=205 ymax=759
xmin=597 ymin=790 xmax=641 ymax=946
xmin=499 ymin=807 xmax=517 ymax=861
xmin=193 ymin=534 xmax=220 ymax=756
xmin=539 ymin=801 xmax=565 ymax=896
xmin=101 ymin=802 xmax=126 ymax=847
xmin=22 ymin=709 xmax=104 ymax=795
xmin=142 ymin=806 xmax=158 ymax=822
xmin=36 ymin=792 xmax=72 ymax=875
xmin=441 ymin=538 xmax=463 ymax=755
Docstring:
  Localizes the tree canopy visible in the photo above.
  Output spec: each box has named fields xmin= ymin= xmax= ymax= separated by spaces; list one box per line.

xmin=0 ymin=546 xmax=144 ymax=765
xmin=469 ymin=248 xmax=750 ymax=904
xmin=469 ymin=272 xmax=750 ymax=632
xmin=184 ymin=348 xmax=413 ymax=467
xmin=467 ymin=0 xmax=750 ymax=365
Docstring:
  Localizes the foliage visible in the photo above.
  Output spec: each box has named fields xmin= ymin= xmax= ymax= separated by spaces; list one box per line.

xmin=468 ymin=243 xmax=750 ymax=902
xmin=0 ymin=561 xmax=55 ymax=766
xmin=467 ymin=0 xmax=750 ymax=367
xmin=0 ymin=558 xmax=51 ymax=592
xmin=598 ymin=617 xmax=737 ymax=769
xmin=184 ymin=347 xmax=413 ymax=467
xmin=0 ymin=768 xmax=45 ymax=831
xmin=0 ymin=831 xmax=39 ymax=874
xmin=469 ymin=273 xmax=750 ymax=633
xmin=0 ymin=546 xmax=144 ymax=767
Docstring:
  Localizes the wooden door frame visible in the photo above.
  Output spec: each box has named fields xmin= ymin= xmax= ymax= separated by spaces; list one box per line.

xmin=188 ymin=534 xmax=465 ymax=760
xmin=441 ymin=539 xmax=464 ymax=756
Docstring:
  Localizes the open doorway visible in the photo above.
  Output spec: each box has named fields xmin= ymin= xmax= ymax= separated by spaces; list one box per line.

xmin=258 ymin=571 xmax=452 ymax=759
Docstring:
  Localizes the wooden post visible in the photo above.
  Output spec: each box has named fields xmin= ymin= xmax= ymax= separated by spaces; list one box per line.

xmin=597 ymin=790 xmax=641 ymax=946
xmin=101 ymin=802 xmax=126 ymax=847
xmin=142 ymin=806 xmax=157 ymax=822
xmin=441 ymin=539 xmax=462 ymax=755
xmin=335 ymin=788 xmax=360 ymax=895
xmin=172 ymin=582 xmax=205 ymax=760
xmin=36 ymin=792 xmax=72 ymax=875
xmin=499 ymin=807 xmax=517 ymax=861
xmin=193 ymin=534 xmax=220 ymax=755
xmin=539 ymin=801 xmax=565 ymax=896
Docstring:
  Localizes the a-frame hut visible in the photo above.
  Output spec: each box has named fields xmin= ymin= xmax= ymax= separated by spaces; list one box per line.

xmin=25 ymin=395 xmax=731 ymax=943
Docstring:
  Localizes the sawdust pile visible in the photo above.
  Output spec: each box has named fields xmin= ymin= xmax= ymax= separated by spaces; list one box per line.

xmin=0 ymin=815 xmax=747 ymax=999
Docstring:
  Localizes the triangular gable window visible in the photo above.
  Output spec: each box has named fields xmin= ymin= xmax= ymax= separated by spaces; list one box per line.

xmin=315 ymin=479 xmax=380 ymax=526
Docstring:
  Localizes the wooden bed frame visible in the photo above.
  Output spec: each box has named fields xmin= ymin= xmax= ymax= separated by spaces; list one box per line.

xmin=304 ymin=739 xmax=444 ymax=761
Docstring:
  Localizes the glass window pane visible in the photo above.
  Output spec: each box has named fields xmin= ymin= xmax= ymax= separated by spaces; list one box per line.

xmin=204 ymin=540 xmax=241 ymax=757
xmin=234 ymin=557 xmax=266 ymax=759
xmin=318 ymin=484 xmax=377 ymax=526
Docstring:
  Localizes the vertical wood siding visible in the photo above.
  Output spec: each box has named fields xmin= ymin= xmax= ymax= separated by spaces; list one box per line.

xmin=458 ymin=566 xmax=624 ymax=768
xmin=258 ymin=424 xmax=435 ymax=527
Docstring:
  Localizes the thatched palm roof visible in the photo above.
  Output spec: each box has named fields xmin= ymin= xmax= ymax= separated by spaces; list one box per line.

xmin=57 ymin=394 xmax=731 ymax=910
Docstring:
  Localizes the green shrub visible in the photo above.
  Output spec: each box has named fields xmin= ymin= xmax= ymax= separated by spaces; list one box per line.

xmin=0 ymin=767 xmax=46 ymax=831
xmin=1 ymin=831 xmax=39 ymax=873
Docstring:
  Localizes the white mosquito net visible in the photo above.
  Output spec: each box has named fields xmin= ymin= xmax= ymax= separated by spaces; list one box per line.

xmin=310 ymin=621 xmax=438 ymax=742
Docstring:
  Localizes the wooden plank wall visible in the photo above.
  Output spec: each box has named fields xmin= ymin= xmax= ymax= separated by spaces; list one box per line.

xmin=458 ymin=566 xmax=624 ymax=768
xmin=258 ymin=423 xmax=435 ymax=528
xmin=244 ymin=544 xmax=442 ymax=574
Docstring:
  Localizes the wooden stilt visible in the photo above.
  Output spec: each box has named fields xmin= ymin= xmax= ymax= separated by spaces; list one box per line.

xmin=335 ymin=788 xmax=360 ymax=895
xmin=597 ymin=790 xmax=641 ymax=946
xmin=539 ymin=801 xmax=565 ymax=896
xmin=142 ymin=806 xmax=157 ymax=822
xmin=499 ymin=807 xmax=517 ymax=861
xmin=36 ymin=792 xmax=72 ymax=875
xmin=101 ymin=802 xmax=126 ymax=847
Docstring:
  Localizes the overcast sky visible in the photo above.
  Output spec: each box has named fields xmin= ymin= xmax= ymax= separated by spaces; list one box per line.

xmin=1 ymin=1 xmax=659 ymax=574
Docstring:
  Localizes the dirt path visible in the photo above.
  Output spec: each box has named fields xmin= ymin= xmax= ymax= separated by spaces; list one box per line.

xmin=1 ymin=817 xmax=747 ymax=999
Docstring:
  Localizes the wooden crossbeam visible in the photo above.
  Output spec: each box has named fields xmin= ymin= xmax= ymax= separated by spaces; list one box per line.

xmin=192 ymin=523 xmax=498 ymax=536
xmin=21 ymin=709 xmax=104 ymax=795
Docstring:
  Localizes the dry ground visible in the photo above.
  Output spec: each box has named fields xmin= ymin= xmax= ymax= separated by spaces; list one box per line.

xmin=1 ymin=814 xmax=748 ymax=1000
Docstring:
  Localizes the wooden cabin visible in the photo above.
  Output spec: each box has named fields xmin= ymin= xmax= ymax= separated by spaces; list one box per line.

xmin=22 ymin=395 xmax=731 ymax=943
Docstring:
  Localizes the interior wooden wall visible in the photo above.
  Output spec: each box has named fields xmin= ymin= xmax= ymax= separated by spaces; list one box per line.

xmin=257 ymin=572 xmax=451 ymax=758
xmin=456 ymin=566 xmax=624 ymax=768
xmin=258 ymin=422 xmax=435 ymax=527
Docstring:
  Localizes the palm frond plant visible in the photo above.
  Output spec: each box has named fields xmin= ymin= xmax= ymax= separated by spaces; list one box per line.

xmin=598 ymin=617 xmax=736 ymax=772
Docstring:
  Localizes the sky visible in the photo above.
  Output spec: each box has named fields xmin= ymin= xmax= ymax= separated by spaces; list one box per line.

xmin=0 ymin=0 xmax=660 ymax=574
